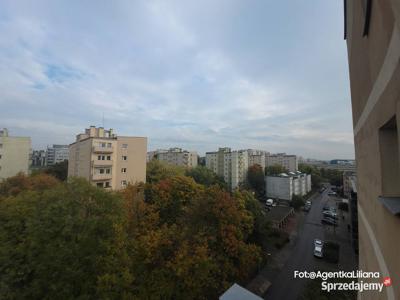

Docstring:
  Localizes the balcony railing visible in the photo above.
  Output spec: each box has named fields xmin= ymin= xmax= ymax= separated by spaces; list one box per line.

xmin=92 ymin=173 xmax=112 ymax=181
xmin=92 ymin=159 xmax=113 ymax=166
xmin=92 ymin=145 xmax=113 ymax=153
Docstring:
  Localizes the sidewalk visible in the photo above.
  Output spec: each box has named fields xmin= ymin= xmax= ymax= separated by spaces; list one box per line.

xmin=246 ymin=211 xmax=305 ymax=296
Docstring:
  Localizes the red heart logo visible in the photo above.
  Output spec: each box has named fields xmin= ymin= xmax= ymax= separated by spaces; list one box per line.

xmin=383 ymin=277 xmax=392 ymax=287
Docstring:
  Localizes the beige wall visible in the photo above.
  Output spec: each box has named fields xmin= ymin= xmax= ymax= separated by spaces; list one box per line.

xmin=346 ymin=1 xmax=400 ymax=299
xmin=0 ymin=135 xmax=31 ymax=180
xmin=115 ymin=136 xmax=147 ymax=189
xmin=68 ymin=128 xmax=147 ymax=190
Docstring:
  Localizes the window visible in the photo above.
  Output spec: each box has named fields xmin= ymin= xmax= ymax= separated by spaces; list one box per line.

xmin=99 ymin=168 xmax=105 ymax=174
xmin=101 ymin=142 xmax=106 ymax=147
xmin=107 ymin=143 xmax=112 ymax=148
xmin=107 ymin=155 xmax=111 ymax=160
xmin=122 ymin=144 xmax=128 ymax=149
xmin=98 ymin=155 xmax=101 ymax=160
xmin=379 ymin=116 xmax=400 ymax=196
xmin=121 ymin=168 xmax=127 ymax=173
xmin=0 ymin=144 xmax=2 ymax=148
xmin=105 ymin=182 xmax=110 ymax=188
xmin=122 ymin=156 xmax=127 ymax=161
xmin=121 ymin=180 xmax=127 ymax=187
xmin=96 ymin=182 xmax=103 ymax=188
xmin=106 ymin=168 xmax=111 ymax=174
xmin=0 ymin=155 xmax=2 ymax=159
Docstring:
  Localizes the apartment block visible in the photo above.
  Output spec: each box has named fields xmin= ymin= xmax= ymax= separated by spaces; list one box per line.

xmin=68 ymin=126 xmax=146 ymax=190
xmin=46 ymin=144 xmax=69 ymax=166
xmin=247 ymin=149 xmax=269 ymax=171
xmin=266 ymin=153 xmax=298 ymax=172
xmin=345 ymin=1 xmax=400 ymax=298
xmin=266 ymin=171 xmax=311 ymax=201
xmin=149 ymin=148 xmax=197 ymax=168
xmin=31 ymin=150 xmax=47 ymax=168
xmin=205 ymin=148 xmax=249 ymax=190
xmin=0 ymin=128 xmax=31 ymax=180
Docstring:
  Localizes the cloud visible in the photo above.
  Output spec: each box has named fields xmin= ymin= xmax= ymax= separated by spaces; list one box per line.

xmin=0 ymin=0 xmax=354 ymax=160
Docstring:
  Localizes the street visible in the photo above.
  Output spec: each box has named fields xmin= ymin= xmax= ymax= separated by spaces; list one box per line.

xmin=264 ymin=188 xmax=357 ymax=299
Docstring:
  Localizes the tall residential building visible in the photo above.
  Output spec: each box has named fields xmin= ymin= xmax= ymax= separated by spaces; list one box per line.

xmin=46 ymin=144 xmax=69 ymax=166
xmin=149 ymin=148 xmax=198 ymax=168
xmin=68 ymin=126 xmax=146 ymax=190
xmin=266 ymin=153 xmax=298 ymax=172
xmin=0 ymin=128 xmax=31 ymax=180
xmin=247 ymin=149 xmax=269 ymax=171
xmin=31 ymin=150 xmax=47 ymax=168
xmin=205 ymin=148 xmax=249 ymax=190
xmin=345 ymin=1 xmax=400 ymax=298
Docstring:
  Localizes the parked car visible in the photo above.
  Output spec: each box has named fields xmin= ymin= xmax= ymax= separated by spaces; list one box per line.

xmin=266 ymin=199 xmax=276 ymax=207
xmin=314 ymin=239 xmax=323 ymax=258
xmin=303 ymin=204 xmax=311 ymax=212
xmin=323 ymin=211 xmax=338 ymax=219
xmin=321 ymin=218 xmax=337 ymax=226
xmin=328 ymin=191 xmax=337 ymax=196
xmin=322 ymin=205 xmax=331 ymax=211
xmin=305 ymin=200 xmax=312 ymax=206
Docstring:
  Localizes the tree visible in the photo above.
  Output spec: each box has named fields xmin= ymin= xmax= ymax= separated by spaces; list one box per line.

xmin=146 ymin=160 xmax=186 ymax=183
xmin=265 ymin=164 xmax=288 ymax=176
xmin=0 ymin=178 xmax=130 ymax=299
xmin=44 ymin=160 xmax=68 ymax=181
xmin=247 ymin=164 xmax=265 ymax=197
xmin=299 ymin=163 xmax=322 ymax=189
xmin=291 ymin=194 xmax=304 ymax=210
xmin=185 ymin=165 xmax=226 ymax=189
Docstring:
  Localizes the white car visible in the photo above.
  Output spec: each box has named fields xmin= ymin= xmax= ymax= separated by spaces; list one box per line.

xmin=314 ymin=239 xmax=323 ymax=258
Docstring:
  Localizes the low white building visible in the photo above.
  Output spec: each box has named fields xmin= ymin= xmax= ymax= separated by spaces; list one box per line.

xmin=266 ymin=171 xmax=312 ymax=201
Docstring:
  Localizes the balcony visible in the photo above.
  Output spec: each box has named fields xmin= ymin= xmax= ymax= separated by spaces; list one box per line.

xmin=92 ymin=145 xmax=113 ymax=153
xmin=92 ymin=173 xmax=112 ymax=181
xmin=92 ymin=159 xmax=113 ymax=166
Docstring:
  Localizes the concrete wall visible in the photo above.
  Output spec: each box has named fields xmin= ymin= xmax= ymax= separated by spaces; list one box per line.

xmin=0 ymin=135 xmax=31 ymax=180
xmin=346 ymin=1 xmax=400 ymax=298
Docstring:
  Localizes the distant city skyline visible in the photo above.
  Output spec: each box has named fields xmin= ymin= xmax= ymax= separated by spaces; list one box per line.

xmin=0 ymin=1 xmax=353 ymax=160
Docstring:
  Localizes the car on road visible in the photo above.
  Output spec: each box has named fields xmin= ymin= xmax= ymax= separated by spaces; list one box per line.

xmin=266 ymin=199 xmax=276 ymax=207
xmin=303 ymin=204 xmax=311 ymax=212
xmin=305 ymin=200 xmax=312 ymax=206
xmin=322 ymin=205 xmax=331 ymax=211
xmin=321 ymin=218 xmax=337 ymax=226
xmin=328 ymin=191 xmax=337 ymax=196
xmin=323 ymin=211 xmax=338 ymax=219
xmin=314 ymin=239 xmax=323 ymax=258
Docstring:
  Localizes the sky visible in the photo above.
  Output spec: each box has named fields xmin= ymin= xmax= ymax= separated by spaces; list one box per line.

xmin=0 ymin=0 xmax=354 ymax=160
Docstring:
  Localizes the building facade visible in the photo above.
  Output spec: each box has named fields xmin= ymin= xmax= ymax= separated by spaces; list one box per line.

xmin=266 ymin=153 xmax=298 ymax=172
xmin=31 ymin=150 xmax=47 ymax=168
xmin=345 ymin=1 xmax=400 ymax=298
xmin=205 ymin=148 xmax=249 ymax=190
xmin=149 ymin=148 xmax=198 ymax=168
xmin=0 ymin=128 xmax=31 ymax=180
xmin=68 ymin=126 xmax=146 ymax=190
xmin=46 ymin=144 xmax=69 ymax=166
xmin=266 ymin=171 xmax=311 ymax=201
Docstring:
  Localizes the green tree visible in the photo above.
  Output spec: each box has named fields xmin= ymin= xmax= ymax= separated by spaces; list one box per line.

xmin=291 ymin=194 xmax=304 ymax=210
xmin=44 ymin=160 xmax=69 ymax=181
xmin=247 ymin=164 xmax=265 ymax=197
xmin=265 ymin=164 xmax=288 ymax=176
xmin=185 ymin=165 xmax=226 ymax=188
xmin=146 ymin=160 xmax=186 ymax=183
xmin=0 ymin=178 xmax=130 ymax=300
